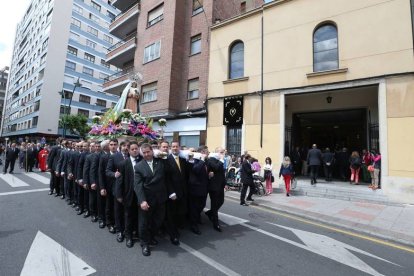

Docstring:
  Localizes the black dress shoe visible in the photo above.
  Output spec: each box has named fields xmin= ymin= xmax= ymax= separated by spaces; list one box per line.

xmin=190 ymin=225 xmax=201 ymax=235
xmin=60 ymin=195 xmax=65 ymax=200
xmin=246 ymin=198 xmax=254 ymax=202
xmin=48 ymin=191 xmax=53 ymax=195
xmin=116 ymin=233 xmax=124 ymax=243
xmin=75 ymin=206 xmax=80 ymax=212
xmin=91 ymin=216 xmax=98 ymax=223
xmin=240 ymin=202 xmax=249 ymax=206
xmin=76 ymin=209 xmax=84 ymax=215
xmin=142 ymin=245 xmax=151 ymax=256
xmin=83 ymin=211 xmax=90 ymax=218
xmin=126 ymin=238 xmax=133 ymax=248
xmin=67 ymin=201 xmax=72 ymax=205
xmin=54 ymin=193 xmax=60 ymax=197
xmin=149 ymin=238 xmax=158 ymax=246
xmin=71 ymin=203 xmax=76 ymax=208
xmin=99 ymin=221 xmax=106 ymax=228
xmin=213 ymin=224 xmax=222 ymax=232
xmin=108 ymin=225 xmax=116 ymax=234
xmin=171 ymin=237 xmax=180 ymax=246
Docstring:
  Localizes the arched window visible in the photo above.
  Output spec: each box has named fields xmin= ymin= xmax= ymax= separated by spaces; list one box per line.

xmin=229 ymin=41 xmax=244 ymax=79
xmin=313 ymin=23 xmax=338 ymax=72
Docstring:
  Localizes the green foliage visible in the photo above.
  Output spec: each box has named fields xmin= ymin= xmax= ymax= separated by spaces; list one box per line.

xmin=59 ymin=114 xmax=91 ymax=138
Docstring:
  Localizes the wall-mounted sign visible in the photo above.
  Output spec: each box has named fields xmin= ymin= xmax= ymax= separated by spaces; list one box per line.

xmin=223 ymin=97 xmax=243 ymax=126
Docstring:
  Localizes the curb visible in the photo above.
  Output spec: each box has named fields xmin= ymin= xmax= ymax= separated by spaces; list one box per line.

xmin=225 ymin=193 xmax=414 ymax=248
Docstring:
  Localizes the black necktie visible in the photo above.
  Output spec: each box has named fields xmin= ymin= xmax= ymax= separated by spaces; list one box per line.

xmin=135 ymin=158 xmax=139 ymax=163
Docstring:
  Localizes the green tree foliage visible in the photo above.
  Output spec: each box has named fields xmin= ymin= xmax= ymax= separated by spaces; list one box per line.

xmin=59 ymin=114 xmax=91 ymax=138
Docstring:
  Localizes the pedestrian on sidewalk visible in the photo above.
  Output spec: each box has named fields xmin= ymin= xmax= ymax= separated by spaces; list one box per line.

xmin=307 ymin=144 xmax=322 ymax=185
xmin=322 ymin=147 xmax=335 ymax=182
xmin=279 ymin=156 xmax=294 ymax=197
xmin=263 ymin=157 xmax=273 ymax=195
xmin=368 ymin=149 xmax=381 ymax=190
xmin=361 ymin=149 xmax=372 ymax=183
xmin=349 ymin=151 xmax=362 ymax=184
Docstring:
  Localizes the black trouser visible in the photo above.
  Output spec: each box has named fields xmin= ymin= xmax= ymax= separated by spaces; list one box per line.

xmin=78 ymin=186 xmax=86 ymax=211
xmin=58 ymin=176 xmax=64 ymax=196
xmin=89 ymin=189 xmax=97 ymax=216
xmin=97 ymin=190 xmax=106 ymax=223
xmin=124 ymin=202 xmax=138 ymax=239
xmin=240 ymin=181 xmax=255 ymax=203
xmin=3 ymin=158 xmax=16 ymax=173
xmin=64 ymin=176 xmax=72 ymax=199
xmin=189 ymin=195 xmax=207 ymax=226
xmin=73 ymin=181 xmax=80 ymax=205
xmin=139 ymin=202 xmax=165 ymax=246
xmin=105 ymin=191 xmax=115 ymax=226
xmin=114 ymin=199 xmax=125 ymax=233
xmin=165 ymin=197 xmax=187 ymax=239
xmin=50 ymin=173 xmax=58 ymax=193
xmin=324 ymin=165 xmax=333 ymax=181
xmin=309 ymin=165 xmax=319 ymax=182
xmin=206 ymin=189 xmax=224 ymax=225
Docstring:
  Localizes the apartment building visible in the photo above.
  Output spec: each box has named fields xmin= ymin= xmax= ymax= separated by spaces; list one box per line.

xmin=1 ymin=0 xmax=120 ymax=141
xmin=103 ymin=0 xmax=263 ymax=148
xmin=0 ymin=67 xmax=8 ymax=123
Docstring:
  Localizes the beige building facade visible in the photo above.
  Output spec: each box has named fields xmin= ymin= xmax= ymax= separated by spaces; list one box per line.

xmin=207 ymin=0 xmax=414 ymax=203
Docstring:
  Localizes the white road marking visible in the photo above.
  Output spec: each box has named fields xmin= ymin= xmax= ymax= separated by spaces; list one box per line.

xmin=0 ymin=188 xmax=49 ymax=196
xmin=21 ymin=231 xmax=96 ymax=276
xmin=26 ymin=173 xmax=50 ymax=185
xmin=0 ymin=174 xmax=29 ymax=187
xmin=217 ymin=212 xmax=399 ymax=276
xmin=179 ymin=242 xmax=241 ymax=276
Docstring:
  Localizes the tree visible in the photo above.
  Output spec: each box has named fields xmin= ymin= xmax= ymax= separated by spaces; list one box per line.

xmin=59 ymin=114 xmax=91 ymax=138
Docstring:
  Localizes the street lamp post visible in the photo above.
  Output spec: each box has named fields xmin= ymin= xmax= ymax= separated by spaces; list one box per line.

xmin=59 ymin=78 xmax=82 ymax=138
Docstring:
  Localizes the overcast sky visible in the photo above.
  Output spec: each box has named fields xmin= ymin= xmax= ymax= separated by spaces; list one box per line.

xmin=0 ymin=0 xmax=32 ymax=69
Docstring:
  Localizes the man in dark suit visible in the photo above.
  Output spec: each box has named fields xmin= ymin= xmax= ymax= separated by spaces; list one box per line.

xmin=52 ymin=139 xmax=65 ymax=197
xmin=25 ymin=143 xmax=36 ymax=172
xmin=116 ymin=141 xmax=140 ymax=248
xmin=67 ymin=142 xmax=81 ymax=209
xmin=97 ymin=140 xmax=111 ymax=229
xmin=56 ymin=141 xmax=72 ymax=200
xmin=206 ymin=147 xmax=226 ymax=232
xmin=47 ymin=138 xmax=61 ymax=195
xmin=107 ymin=140 xmax=129 ymax=241
xmin=187 ymin=146 xmax=209 ymax=235
xmin=34 ymin=143 xmax=42 ymax=169
xmin=3 ymin=143 xmax=19 ymax=174
xmin=77 ymin=142 xmax=90 ymax=215
xmin=307 ymin=144 xmax=323 ymax=185
xmin=84 ymin=142 xmax=100 ymax=222
xmin=240 ymin=154 xmax=254 ymax=206
xmin=164 ymin=141 xmax=188 ymax=245
xmin=134 ymin=143 xmax=168 ymax=256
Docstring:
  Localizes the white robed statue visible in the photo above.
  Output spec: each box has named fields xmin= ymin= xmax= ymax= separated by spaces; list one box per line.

xmin=112 ymin=72 xmax=143 ymax=118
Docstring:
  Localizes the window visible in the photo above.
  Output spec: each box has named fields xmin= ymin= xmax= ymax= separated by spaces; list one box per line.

xmin=229 ymin=41 xmax=244 ymax=79
xmin=67 ymin=46 xmax=78 ymax=56
xmin=60 ymin=106 xmax=71 ymax=114
xmin=190 ymin=34 xmax=201 ymax=55
xmin=80 ymin=80 xmax=92 ymax=89
xmin=143 ymin=41 xmax=161 ymax=63
xmin=101 ymin=59 xmax=110 ymax=68
xmin=32 ymin=116 xmax=38 ymax=127
xmin=82 ymin=66 xmax=94 ymax=76
xmin=78 ymin=109 xmax=89 ymax=117
xmin=70 ymin=32 xmax=79 ymax=41
xmin=226 ymin=126 xmax=242 ymax=156
xmin=89 ymin=13 xmax=100 ymax=23
xmin=187 ymin=78 xmax=199 ymax=99
xmin=179 ymin=135 xmax=199 ymax=148
xmin=87 ymin=26 xmax=98 ymax=36
xmin=79 ymin=94 xmax=91 ymax=104
xmin=99 ymin=72 xmax=109 ymax=80
xmin=96 ymin=99 xmax=106 ymax=107
xmin=147 ymin=4 xmax=164 ymax=27
xmin=73 ymin=5 xmax=83 ymax=14
xmin=84 ymin=53 xmax=95 ymax=63
xmin=40 ymin=53 xmax=47 ymax=65
xmin=313 ymin=23 xmax=338 ymax=72
xmin=103 ymin=34 xmax=113 ymax=44
xmin=91 ymin=1 xmax=101 ymax=11
xmin=193 ymin=0 xmax=203 ymax=15
xmin=65 ymin=61 xmax=76 ymax=70
xmin=142 ymin=82 xmax=157 ymax=103
xmin=86 ymin=39 xmax=96 ymax=49
xmin=107 ymin=11 xmax=115 ymax=21
xmin=71 ymin=18 xmax=81 ymax=28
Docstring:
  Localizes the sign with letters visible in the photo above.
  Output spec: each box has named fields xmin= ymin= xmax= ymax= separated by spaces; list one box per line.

xmin=223 ymin=97 xmax=243 ymax=126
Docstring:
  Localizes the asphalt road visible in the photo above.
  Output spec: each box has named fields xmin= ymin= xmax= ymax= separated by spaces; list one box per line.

xmin=0 ymin=168 xmax=413 ymax=276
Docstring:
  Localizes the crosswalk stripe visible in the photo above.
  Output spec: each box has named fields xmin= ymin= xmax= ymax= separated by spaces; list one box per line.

xmin=0 ymin=173 xmax=29 ymax=187
xmin=0 ymin=188 xmax=49 ymax=196
xmin=26 ymin=173 xmax=50 ymax=185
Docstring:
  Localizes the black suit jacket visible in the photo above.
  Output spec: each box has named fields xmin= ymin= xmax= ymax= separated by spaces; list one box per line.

xmin=134 ymin=158 xmax=168 ymax=207
xmin=307 ymin=148 xmax=323 ymax=166
xmin=116 ymin=158 xmax=137 ymax=207
xmin=165 ymin=154 xmax=188 ymax=199
xmin=67 ymin=150 xmax=80 ymax=177
xmin=83 ymin=152 xmax=95 ymax=186
xmin=90 ymin=152 xmax=101 ymax=186
xmin=52 ymin=147 xmax=62 ymax=172
xmin=77 ymin=151 xmax=88 ymax=181
xmin=5 ymin=147 xmax=19 ymax=161
xmin=207 ymin=157 xmax=226 ymax=192
xmin=47 ymin=145 xmax=59 ymax=170
xmin=187 ymin=159 xmax=209 ymax=197
xmin=98 ymin=152 xmax=111 ymax=191
xmin=240 ymin=160 xmax=254 ymax=184
xmin=106 ymin=152 xmax=126 ymax=195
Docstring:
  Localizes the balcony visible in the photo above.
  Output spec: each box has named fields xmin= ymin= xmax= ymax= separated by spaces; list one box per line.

xmin=111 ymin=0 xmax=139 ymax=12
xmin=103 ymin=67 xmax=134 ymax=95
xmin=106 ymin=35 xmax=137 ymax=68
xmin=109 ymin=2 xmax=139 ymax=39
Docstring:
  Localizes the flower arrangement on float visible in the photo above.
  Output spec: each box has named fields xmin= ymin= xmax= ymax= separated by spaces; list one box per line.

xmin=88 ymin=108 xmax=163 ymax=141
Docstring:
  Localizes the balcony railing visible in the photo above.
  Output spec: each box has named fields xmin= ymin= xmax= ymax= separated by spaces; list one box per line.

xmin=111 ymin=1 xmax=140 ymax=22
xmin=104 ymin=67 xmax=134 ymax=83
xmin=108 ymin=33 xmax=137 ymax=52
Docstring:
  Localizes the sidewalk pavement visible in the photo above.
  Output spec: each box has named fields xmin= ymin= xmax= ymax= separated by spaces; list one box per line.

xmin=224 ymin=188 xmax=414 ymax=247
